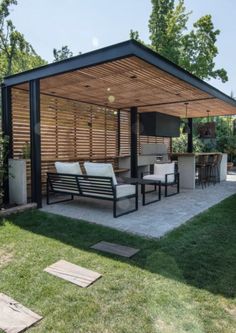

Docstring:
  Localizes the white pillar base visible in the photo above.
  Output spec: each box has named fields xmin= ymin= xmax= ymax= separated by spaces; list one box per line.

xmin=9 ymin=159 xmax=27 ymax=205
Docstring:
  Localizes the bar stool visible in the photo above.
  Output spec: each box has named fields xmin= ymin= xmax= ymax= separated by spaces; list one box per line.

xmin=215 ymin=154 xmax=222 ymax=182
xmin=206 ymin=154 xmax=218 ymax=185
xmin=196 ymin=155 xmax=208 ymax=188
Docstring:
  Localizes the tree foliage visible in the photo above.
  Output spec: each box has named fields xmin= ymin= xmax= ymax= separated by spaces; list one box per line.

xmin=131 ymin=0 xmax=228 ymax=82
xmin=53 ymin=45 xmax=73 ymax=62
xmin=0 ymin=0 xmax=46 ymax=82
xmin=172 ymin=132 xmax=204 ymax=153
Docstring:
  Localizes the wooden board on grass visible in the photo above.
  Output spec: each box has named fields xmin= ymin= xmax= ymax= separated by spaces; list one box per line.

xmin=0 ymin=293 xmax=42 ymax=333
xmin=44 ymin=259 xmax=101 ymax=288
xmin=91 ymin=241 xmax=140 ymax=258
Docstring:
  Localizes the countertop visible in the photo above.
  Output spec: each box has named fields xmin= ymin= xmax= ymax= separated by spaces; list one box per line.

xmin=172 ymin=152 xmax=224 ymax=157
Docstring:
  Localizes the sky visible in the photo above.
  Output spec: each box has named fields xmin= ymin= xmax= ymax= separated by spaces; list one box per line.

xmin=8 ymin=0 xmax=236 ymax=96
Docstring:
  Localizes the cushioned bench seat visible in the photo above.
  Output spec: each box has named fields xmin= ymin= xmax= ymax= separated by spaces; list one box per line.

xmin=47 ymin=173 xmax=138 ymax=218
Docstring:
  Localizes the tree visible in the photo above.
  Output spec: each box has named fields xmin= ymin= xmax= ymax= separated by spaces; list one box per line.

xmin=149 ymin=0 xmax=189 ymax=65
xmin=131 ymin=0 xmax=228 ymax=83
xmin=130 ymin=29 xmax=142 ymax=43
xmin=180 ymin=15 xmax=228 ymax=81
xmin=53 ymin=45 xmax=73 ymax=62
xmin=0 ymin=0 xmax=46 ymax=81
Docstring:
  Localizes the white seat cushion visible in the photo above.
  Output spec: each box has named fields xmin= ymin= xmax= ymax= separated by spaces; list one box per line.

xmin=84 ymin=162 xmax=117 ymax=185
xmin=143 ymin=175 xmax=163 ymax=182
xmin=116 ymin=184 xmax=136 ymax=198
xmin=153 ymin=162 xmax=175 ymax=183
xmin=55 ymin=162 xmax=82 ymax=175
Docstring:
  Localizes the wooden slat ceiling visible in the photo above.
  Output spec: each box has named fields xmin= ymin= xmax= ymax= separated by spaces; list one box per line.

xmin=17 ymin=56 xmax=236 ymax=118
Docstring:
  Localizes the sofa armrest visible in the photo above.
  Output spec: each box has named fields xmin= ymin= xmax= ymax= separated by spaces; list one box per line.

xmin=165 ymin=172 xmax=179 ymax=183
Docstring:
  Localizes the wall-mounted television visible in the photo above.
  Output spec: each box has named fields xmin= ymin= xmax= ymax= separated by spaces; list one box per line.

xmin=139 ymin=112 xmax=180 ymax=137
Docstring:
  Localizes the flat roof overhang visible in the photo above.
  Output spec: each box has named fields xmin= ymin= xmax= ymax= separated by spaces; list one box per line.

xmin=3 ymin=40 xmax=236 ymax=118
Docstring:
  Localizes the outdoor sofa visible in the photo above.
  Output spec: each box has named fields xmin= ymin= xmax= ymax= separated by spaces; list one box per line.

xmin=47 ymin=162 xmax=138 ymax=218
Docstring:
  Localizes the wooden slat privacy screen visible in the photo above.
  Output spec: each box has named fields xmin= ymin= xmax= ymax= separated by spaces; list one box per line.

xmin=11 ymin=88 xmax=171 ymax=197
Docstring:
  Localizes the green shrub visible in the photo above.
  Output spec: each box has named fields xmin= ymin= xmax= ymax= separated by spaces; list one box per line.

xmin=172 ymin=133 xmax=204 ymax=153
xmin=0 ymin=135 xmax=9 ymax=203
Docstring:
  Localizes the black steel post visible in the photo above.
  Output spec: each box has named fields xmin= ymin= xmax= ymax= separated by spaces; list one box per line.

xmin=1 ymin=84 xmax=13 ymax=204
xmin=117 ymin=109 xmax=121 ymax=155
xmin=187 ymin=118 xmax=193 ymax=153
xmin=130 ymin=107 xmax=138 ymax=178
xmin=30 ymin=79 xmax=42 ymax=208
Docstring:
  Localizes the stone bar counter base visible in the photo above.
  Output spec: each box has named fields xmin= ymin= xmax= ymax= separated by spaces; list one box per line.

xmin=175 ymin=153 xmax=227 ymax=189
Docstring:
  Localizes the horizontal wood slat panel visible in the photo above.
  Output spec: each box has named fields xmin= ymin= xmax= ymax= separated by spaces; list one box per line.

xmin=11 ymin=89 xmax=171 ymax=196
xmin=18 ymin=55 xmax=236 ymax=117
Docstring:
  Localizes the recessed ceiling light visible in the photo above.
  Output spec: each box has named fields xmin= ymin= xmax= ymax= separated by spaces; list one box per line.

xmin=130 ymin=75 xmax=137 ymax=79
xmin=85 ymin=84 xmax=90 ymax=88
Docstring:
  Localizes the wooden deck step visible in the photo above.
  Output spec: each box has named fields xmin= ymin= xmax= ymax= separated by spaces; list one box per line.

xmin=44 ymin=259 xmax=102 ymax=288
xmin=0 ymin=293 xmax=42 ymax=333
xmin=91 ymin=241 xmax=140 ymax=258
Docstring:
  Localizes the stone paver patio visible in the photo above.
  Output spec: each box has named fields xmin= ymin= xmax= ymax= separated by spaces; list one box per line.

xmin=41 ymin=175 xmax=236 ymax=239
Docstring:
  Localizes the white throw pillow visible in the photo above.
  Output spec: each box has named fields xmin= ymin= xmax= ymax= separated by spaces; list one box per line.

xmin=84 ymin=162 xmax=117 ymax=185
xmin=154 ymin=162 xmax=175 ymax=182
xmin=55 ymin=162 xmax=82 ymax=175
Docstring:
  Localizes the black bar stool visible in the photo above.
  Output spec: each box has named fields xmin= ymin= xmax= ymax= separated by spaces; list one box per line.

xmin=196 ymin=155 xmax=208 ymax=188
xmin=206 ymin=154 xmax=218 ymax=185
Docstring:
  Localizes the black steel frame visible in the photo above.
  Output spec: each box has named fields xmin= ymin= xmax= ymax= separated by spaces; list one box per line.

xmin=187 ymin=118 xmax=193 ymax=153
xmin=4 ymin=40 xmax=236 ymax=111
xmin=130 ymin=107 xmax=138 ymax=178
xmin=141 ymin=181 xmax=161 ymax=206
xmin=47 ymin=173 xmax=138 ymax=218
xmin=164 ymin=173 xmax=180 ymax=197
xmin=30 ymin=79 xmax=42 ymax=208
xmin=142 ymin=171 xmax=180 ymax=197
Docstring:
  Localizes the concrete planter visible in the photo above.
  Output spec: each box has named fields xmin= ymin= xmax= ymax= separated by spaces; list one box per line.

xmin=9 ymin=159 xmax=27 ymax=205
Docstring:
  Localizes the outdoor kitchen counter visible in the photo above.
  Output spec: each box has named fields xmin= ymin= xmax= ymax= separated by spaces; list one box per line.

xmin=173 ymin=152 xmax=227 ymax=189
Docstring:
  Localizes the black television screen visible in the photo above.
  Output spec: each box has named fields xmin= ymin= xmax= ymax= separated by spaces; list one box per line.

xmin=140 ymin=112 xmax=180 ymax=137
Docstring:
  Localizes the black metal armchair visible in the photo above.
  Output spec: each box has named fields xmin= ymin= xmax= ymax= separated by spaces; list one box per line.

xmin=142 ymin=162 xmax=180 ymax=197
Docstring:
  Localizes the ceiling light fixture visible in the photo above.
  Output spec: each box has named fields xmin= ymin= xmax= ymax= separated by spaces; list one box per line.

xmin=205 ymin=110 xmax=211 ymax=136
xmin=182 ymin=102 xmax=191 ymax=134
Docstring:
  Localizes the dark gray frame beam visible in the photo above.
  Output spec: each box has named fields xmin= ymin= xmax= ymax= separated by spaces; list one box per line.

xmin=130 ymin=107 xmax=138 ymax=178
xmin=187 ymin=118 xmax=193 ymax=153
xmin=117 ymin=109 xmax=121 ymax=155
xmin=1 ymin=84 xmax=13 ymax=204
xmin=30 ymin=79 xmax=42 ymax=208
xmin=4 ymin=40 xmax=236 ymax=110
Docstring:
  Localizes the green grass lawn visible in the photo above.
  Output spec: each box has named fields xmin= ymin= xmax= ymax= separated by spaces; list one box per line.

xmin=0 ymin=195 xmax=236 ymax=333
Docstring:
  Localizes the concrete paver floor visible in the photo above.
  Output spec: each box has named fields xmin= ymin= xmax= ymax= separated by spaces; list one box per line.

xmin=41 ymin=175 xmax=236 ymax=239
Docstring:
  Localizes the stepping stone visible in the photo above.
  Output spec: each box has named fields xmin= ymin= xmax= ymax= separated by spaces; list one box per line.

xmin=91 ymin=241 xmax=140 ymax=258
xmin=0 ymin=293 xmax=42 ymax=333
xmin=44 ymin=259 xmax=101 ymax=288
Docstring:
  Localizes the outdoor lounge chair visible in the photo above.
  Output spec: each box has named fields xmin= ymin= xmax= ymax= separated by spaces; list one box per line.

xmin=142 ymin=162 xmax=179 ymax=197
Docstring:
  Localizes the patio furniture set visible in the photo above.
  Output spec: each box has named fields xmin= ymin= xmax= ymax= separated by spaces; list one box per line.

xmin=47 ymin=161 xmax=180 ymax=218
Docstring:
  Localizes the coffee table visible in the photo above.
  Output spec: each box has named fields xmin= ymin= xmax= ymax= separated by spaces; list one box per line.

xmin=120 ymin=177 xmax=161 ymax=206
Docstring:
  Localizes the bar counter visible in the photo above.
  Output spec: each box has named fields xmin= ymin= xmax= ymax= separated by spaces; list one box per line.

xmin=172 ymin=152 xmax=227 ymax=189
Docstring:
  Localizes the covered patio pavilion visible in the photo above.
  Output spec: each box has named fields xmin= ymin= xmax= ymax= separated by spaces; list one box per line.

xmin=2 ymin=39 xmax=236 ymax=210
